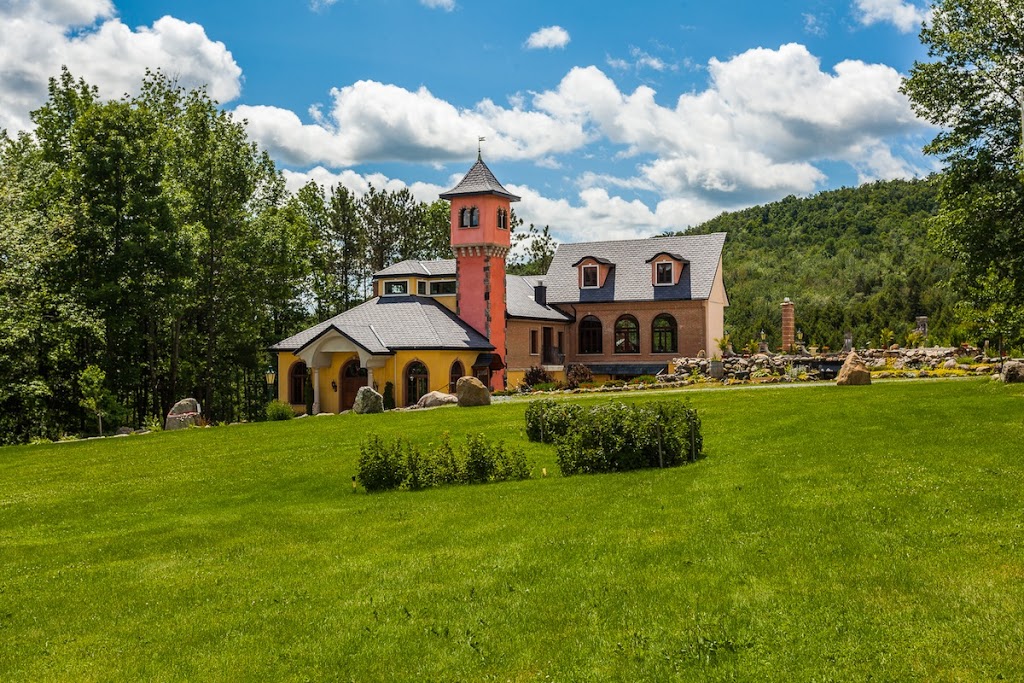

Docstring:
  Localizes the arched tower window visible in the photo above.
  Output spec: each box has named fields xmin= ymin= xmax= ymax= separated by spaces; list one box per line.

xmin=459 ymin=206 xmax=480 ymax=228
xmin=497 ymin=208 xmax=508 ymax=229
xmin=470 ymin=207 xmax=479 ymax=227
xmin=579 ymin=316 xmax=603 ymax=354
xmin=652 ymin=314 xmax=678 ymax=353
xmin=614 ymin=315 xmax=640 ymax=354
xmin=288 ymin=361 xmax=308 ymax=404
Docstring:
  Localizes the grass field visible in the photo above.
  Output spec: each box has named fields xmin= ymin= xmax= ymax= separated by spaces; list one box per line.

xmin=2 ymin=379 xmax=1023 ymax=681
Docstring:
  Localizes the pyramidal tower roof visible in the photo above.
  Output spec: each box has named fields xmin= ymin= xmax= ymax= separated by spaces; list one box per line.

xmin=439 ymin=155 xmax=520 ymax=202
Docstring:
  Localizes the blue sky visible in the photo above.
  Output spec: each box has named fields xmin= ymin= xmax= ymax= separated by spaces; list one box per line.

xmin=0 ymin=0 xmax=937 ymax=242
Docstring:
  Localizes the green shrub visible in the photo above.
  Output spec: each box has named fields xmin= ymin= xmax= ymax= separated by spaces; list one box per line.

xmin=430 ymin=432 xmax=463 ymax=485
xmin=523 ymin=366 xmax=554 ymax=388
xmin=464 ymin=433 xmax=496 ymax=484
xmin=532 ymin=382 xmax=561 ymax=392
xmin=265 ymin=400 xmax=295 ymax=421
xmin=547 ymin=400 xmax=703 ymax=476
xmin=357 ymin=434 xmax=407 ymax=492
xmin=525 ymin=399 xmax=585 ymax=443
xmin=566 ymin=364 xmax=594 ymax=389
xmin=382 ymin=382 xmax=396 ymax=410
xmin=357 ymin=431 xmax=530 ymax=492
xmin=628 ymin=374 xmax=658 ymax=385
xmin=603 ymin=380 xmax=626 ymax=388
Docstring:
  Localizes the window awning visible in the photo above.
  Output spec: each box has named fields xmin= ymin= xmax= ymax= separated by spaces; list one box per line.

xmin=472 ymin=353 xmax=505 ymax=370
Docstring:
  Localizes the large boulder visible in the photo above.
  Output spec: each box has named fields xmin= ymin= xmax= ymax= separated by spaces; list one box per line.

xmin=416 ymin=390 xmax=459 ymax=409
xmin=1000 ymin=360 xmax=1024 ymax=383
xmin=352 ymin=386 xmax=384 ymax=414
xmin=456 ymin=376 xmax=491 ymax=407
xmin=165 ymin=398 xmax=202 ymax=430
xmin=836 ymin=353 xmax=871 ymax=386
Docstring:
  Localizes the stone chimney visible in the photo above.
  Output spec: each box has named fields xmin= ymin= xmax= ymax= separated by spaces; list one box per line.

xmin=781 ymin=298 xmax=795 ymax=352
xmin=534 ymin=280 xmax=547 ymax=306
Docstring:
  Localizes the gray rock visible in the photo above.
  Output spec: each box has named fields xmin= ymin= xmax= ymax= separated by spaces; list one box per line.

xmin=836 ymin=353 xmax=871 ymax=386
xmin=115 ymin=426 xmax=134 ymax=436
xmin=1000 ymin=360 xmax=1024 ymax=383
xmin=352 ymin=386 xmax=384 ymax=414
xmin=165 ymin=398 xmax=202 ymax=431
xmin=456 ymin=376 xmax=491 ymax=407
xmin=416 ymin=390 xmax=459 ymax=409
xmin=943 ymin=358 xmax=957 ymax=369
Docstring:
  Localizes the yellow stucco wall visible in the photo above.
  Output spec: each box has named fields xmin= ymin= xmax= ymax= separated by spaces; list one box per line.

xmin=275 ymin=349 xmax=482 ymax=412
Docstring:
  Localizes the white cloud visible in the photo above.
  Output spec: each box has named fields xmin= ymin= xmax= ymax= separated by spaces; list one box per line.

xmin=421 ymin=0 xmax=456 ymax=10
xmin=242 ymin=42 xmax=929 ymax=237
xmin=0 ymin=3 xmax=241 ymax=134
xmin=525 ymin=26 xmax=570 ymax=50
xmin=803 ymin=13 xmax=826 ymax=37
xmin=853 ymin=0 xmax=928 ymax=33
xmin=607 ymin=47 xmax=677 ymax=73
xmin=236 ymin=80 xmax=590 ymax=166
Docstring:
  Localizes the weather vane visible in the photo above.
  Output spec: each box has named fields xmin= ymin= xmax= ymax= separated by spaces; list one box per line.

xmin=477 ymin=136 xmax=486 ymax=160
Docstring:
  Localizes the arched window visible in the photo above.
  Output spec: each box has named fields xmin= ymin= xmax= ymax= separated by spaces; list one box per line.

xmin=579 ymin=316 xmax=603 ymax=354
xmin=405 ymin=361 xmax=429 ymax=406
xmin=288 ymin=361 xmax=308 ymax=404
xmin=497 ymin=208 xmax=508 ymax=229
xmin=614 ymin=315 xmax=640 ymax=354
xmin=652 ymin=314 xmax=677 ymax=353
xmin=470 ymin=207 xmax=479 ymax=227
xmin=459 ymin=207 xmax=480 ymax=228
xmin=449 ymin=360 xmax=464 ymax=393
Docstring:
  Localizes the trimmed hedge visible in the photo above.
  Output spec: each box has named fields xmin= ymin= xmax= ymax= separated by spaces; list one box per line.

xmin=357 ymin=432 xmax=529 ymax=492
xmin=526 ymin=399 xmax=703 ymax=475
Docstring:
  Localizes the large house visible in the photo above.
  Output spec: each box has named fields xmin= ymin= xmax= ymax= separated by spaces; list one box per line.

xmin=270 ymin=157 xmax=728 ymax=412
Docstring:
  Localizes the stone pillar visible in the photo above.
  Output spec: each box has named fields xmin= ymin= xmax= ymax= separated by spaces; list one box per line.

xmin=781 ymin=298 xmax=795 ymax=353
xmin=366 ymin=366 xmax=374 ymax=392
xmin=312 ymin=366 xmax=321 ymax=414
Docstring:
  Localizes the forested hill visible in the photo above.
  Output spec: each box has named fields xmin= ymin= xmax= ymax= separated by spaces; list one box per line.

xmin=680 ymin=177 xmax=961 ymax=352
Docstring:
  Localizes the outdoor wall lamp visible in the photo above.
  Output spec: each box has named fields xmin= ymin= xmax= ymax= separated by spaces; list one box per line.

xmin=331 ymin=380 xmax=338 ymax=392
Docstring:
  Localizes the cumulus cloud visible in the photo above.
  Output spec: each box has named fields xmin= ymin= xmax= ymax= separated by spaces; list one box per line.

xmin=853 ymin=0 xmax=929 ymax=33
xmin=242 ymin=42 xmax=928 ymax=236
xmin=525 ymin=26 xmax=570 ymax=50
xmin=0 ymin=2 xmax=241 ymax=134
xmin=236 ymin=80 xmax=590 ymax=166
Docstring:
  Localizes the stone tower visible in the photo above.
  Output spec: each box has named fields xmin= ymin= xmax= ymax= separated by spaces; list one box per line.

xmin=439 ymin=153 xmax=519 ymax=389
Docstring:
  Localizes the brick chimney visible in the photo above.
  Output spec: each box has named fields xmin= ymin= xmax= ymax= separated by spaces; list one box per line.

xmin=781 ymin=298 xmax=795 ymax=352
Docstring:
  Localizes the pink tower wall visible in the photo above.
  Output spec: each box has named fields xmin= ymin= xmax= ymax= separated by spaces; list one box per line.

xmin=450 ymin=194 xmax=511 ymax=389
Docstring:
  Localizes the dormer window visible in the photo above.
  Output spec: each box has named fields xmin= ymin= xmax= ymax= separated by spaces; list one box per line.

xmin=497 ymin=208 xmax=508 ymax=229
xmin=573 ymin=256 xmax=613 ymax=289
xmin=646 ymin=252 xmax=687 ymax=287
xmin=655 ymin=261 xmax=674 ymax=285
xmin=459 ymin=207 xmax=480 ymax=228
xmin=383 ymin=280 xmax=408 ymax=296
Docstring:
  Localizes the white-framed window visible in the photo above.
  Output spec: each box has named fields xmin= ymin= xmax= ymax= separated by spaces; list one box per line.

xmin=655 ymin=261 xmax=674 ymax=286
xmin=430 ymin=280 xmax=457 ymax=295
xmin=582 ymin=265 xmax=599 ymax=288
xmin=383 ymin=280 xmax=409 ymax=296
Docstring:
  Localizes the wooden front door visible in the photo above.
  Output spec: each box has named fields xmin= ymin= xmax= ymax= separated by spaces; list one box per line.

xmin=340 ymin=360 xmax=367 ymax=411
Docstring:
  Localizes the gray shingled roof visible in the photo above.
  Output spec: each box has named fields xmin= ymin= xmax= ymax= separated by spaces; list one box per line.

xmin=544 ymin=233 xmax=727 ymax=304
xmin=269 ymin=296 xmax=493 ymax=353
xmin=506 ymin=275 xmax=572 ymax=321
xmin=373 ymin=259 xmax=456 ymax=278
xmin=439 ymin=158 xmax=521 ymax=201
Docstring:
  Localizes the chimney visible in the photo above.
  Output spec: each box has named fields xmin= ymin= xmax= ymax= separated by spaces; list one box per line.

xmin=781 ymin=297 xmax=795 ymax=352
xmin=534 ymin=280 xmax=547 ymax=306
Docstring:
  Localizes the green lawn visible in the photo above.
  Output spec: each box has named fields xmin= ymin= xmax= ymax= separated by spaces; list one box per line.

xmin=2 ymin=379 xmax=1023 ymax=681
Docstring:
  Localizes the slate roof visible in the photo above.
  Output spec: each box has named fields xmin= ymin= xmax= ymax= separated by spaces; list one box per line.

xmin=506 ymin=275 xmax=572 ymax=321
xmin=545 ymin=233 xmax=727 ymax=304
xmin=373 ymin=259 xmax=456 ymax=278
xmin=269 ymin=296 xmax=493 ymax=353
xmin=439 ymin=158 xmax=521 ymax=202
